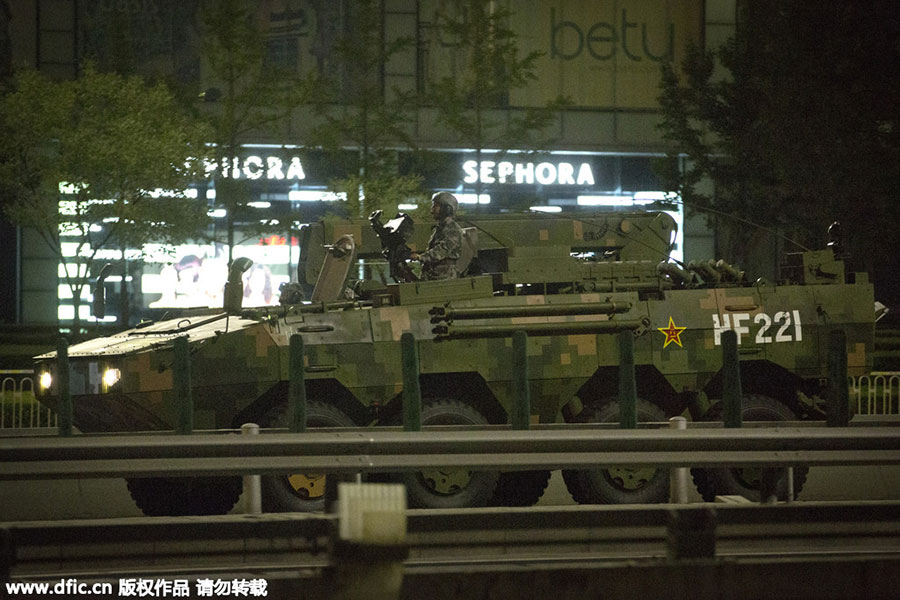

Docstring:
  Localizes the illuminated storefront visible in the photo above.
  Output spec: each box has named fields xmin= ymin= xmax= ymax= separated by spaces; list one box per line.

xmin=55 ymin=147 xmax=332 ymax=323
xmin=55 ymin=146 xmax=682 ymax=325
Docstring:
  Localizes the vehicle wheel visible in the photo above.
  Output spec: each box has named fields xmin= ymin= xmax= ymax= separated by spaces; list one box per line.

xmin=402 ymin=399 xmax=499 ymax=508
xmin=490 ymin=470 xmax=552 ymax=506
xmin=259 ymin=401 xmax=355 ymax=512
xmin=562 ymin=399 xmax=670 ymax=504
xmin=691 ymin=394 xmax=809 ymax=502
xmin=126 ymin=476 xmax=242 ymax=516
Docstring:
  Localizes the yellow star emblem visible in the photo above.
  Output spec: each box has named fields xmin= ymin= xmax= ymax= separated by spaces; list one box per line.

xmin=658 ymin=316 xmax=686 ymax=348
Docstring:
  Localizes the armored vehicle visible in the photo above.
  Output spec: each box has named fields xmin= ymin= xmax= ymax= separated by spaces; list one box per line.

xmin=33 ymin=210 xmax=876 ymax=515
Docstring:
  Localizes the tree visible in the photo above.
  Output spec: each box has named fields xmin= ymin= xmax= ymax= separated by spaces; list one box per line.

xmin=306 ymin=0 xmax=424 ymax=216
xmin=657 ymin=0 xmax=900 ymax=287
xmin=197 ymin=0 xmax=312 ymax=261
xmin=426 ymin=0 xmax=568 ymax=204
xmin=0 ymin=66 xmax=211 ymax=332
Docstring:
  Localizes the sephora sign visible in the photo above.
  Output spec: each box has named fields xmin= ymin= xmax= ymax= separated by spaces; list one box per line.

xmin=209 ymin=155 xmax=307 ymax=181
xmin=462 ymin=159 xmax=595 ymax=187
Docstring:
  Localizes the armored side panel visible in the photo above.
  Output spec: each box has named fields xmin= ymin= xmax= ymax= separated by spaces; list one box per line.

xmin=389 ymin=276 xmax=494 ymax=305
xmin=310 ymin=235 xmax=356 ymax=303
xmin=34 ymin=313 xmax=283 ymax=431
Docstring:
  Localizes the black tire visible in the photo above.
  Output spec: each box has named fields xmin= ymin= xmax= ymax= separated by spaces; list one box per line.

xmin=259 ymin=401 xmax=355 ymax=512
xmin=126 ymin=476 xmax=242 ymax=516
xmin=691 ymin=394 xmax=809 ymax=502
xmin=490 ymin=470 xmax=552 ymax=507
xmin=563 ymin=399 xmax=670 ymax=504
xmin=402 ymin=399 xmax=499 ymax=508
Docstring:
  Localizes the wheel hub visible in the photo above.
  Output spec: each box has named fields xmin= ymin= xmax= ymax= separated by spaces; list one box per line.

xmin=286 ymin=473 xmax=326 ymax=499
xmin=418 ymin=468 xmax=472 ymax=495
xmin=603 ymin=466 xmax=657 ymax=491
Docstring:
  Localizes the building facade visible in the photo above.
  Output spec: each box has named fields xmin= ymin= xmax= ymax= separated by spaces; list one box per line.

xmin=1 ymin=0 xmax=736 ymax=326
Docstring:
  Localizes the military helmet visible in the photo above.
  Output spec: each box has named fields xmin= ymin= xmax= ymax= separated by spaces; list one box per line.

xmin=431 ymin=192 xmax=458 ymax=215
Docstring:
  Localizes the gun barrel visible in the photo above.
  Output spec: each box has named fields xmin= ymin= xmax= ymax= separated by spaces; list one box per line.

xmin=433 ymin=318 xmax=646 ymax=339
xmin=431 ymin=301 xmax=633 ymax=322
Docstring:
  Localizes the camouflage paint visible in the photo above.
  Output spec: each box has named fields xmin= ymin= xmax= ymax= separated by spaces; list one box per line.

xmin=34 ymin=212 xmax=875 ymax=432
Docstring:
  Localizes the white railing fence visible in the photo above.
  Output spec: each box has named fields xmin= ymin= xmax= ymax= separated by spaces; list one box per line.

xmin=2 ymin=370 xmax=895 ymax=430
xmin=850 ymin=372 xmax=900 ymax=416
xmin=1 ymin=371 xmax=57 ymax=429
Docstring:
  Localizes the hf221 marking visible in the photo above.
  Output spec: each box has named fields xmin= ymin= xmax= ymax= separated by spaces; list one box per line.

xmin=712 ymin=310 xmax=802 ymax=345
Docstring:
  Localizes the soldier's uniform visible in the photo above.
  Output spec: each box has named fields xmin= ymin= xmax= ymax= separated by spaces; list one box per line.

xmin=420 ymin=216 xmax=463 ymax=280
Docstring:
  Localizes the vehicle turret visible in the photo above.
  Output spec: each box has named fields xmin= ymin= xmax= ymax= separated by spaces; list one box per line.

xmin=298 ymin=211 xmax=679 ymax=297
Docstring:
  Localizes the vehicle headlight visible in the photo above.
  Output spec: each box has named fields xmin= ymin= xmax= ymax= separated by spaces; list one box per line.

xmin=102 ymin=368 xmax=121 ymax=389
xmin=39 ymin=371 xmax=52 ymax=390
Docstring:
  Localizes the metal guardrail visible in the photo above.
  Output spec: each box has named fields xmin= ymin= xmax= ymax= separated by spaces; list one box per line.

xmin=6 ymin=502 xmax=900 ymax=572
xmin=2 ymin=426 xmax=899 ymax=480
xmin=0 ymin=372 xmax=56 ymax=430
xmin=851 ymin=372 xmax=900 ymax=416
xmin=7 ymin=501 xmax=900 ymax=600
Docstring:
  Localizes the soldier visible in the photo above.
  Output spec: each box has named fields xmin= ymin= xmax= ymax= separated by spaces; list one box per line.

xmin=410 ymin=192 xmax=463 ymax=280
